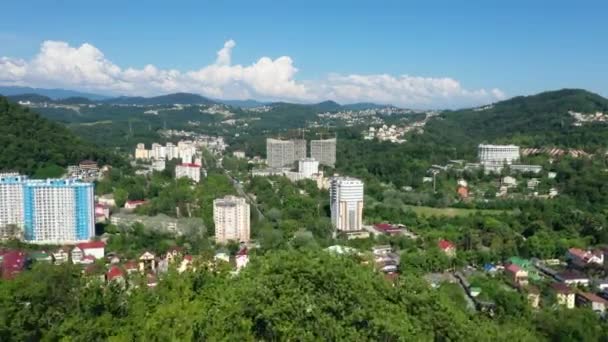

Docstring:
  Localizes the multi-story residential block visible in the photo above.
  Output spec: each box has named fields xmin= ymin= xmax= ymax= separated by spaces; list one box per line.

xmin=293 ymin=139 xmax=307 ymax=160
xmin=23 ymin=179 xmax=95 ymax=244
xmin=213 ymin=195 xmax=250 ymax=244
xmin=1 ymin=175 xmax=95 ymax=244
xmin=175 ymin=163 xmax=202 ymax=183
xmin=0 ymin=174 xmax=26 ymax=239
xmin=298 ymin=158 xmax=319 ymax=178
xmin=330 ymin=177 xmax=364 ymax=232
xmin=266 ymin=138 xmax=296 ymax=168
xmin=135 ymin=143 xmax=149 ymax=160
xmin=478 ymin=144 xmax=520 ymax=164
xmin=311 ymin=138 xmax=337 ymax=167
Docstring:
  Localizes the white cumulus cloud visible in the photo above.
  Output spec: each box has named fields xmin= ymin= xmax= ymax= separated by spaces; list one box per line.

xmin=0 ymin=39 xmax=505 ymax=108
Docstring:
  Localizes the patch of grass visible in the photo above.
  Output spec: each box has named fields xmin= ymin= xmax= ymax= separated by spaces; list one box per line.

xmin=404 ymin=205 xmax=509 ymax=217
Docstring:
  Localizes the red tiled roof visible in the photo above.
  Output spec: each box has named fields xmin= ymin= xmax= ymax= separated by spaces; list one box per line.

xmin=124 ymin=260 xmax=138 ymax=270
xmin=374 ymin=223 xmax=402 ymax=232
xmin=179 ymin=163 xmax=201 ymax=168
xmin=83 ymin=255 xmax=96 ymax=261
xmin=126 ymin=200 xmax=147 ymax=205
xmin=77 ymin=241 xmax=106 ymax=250
xmin=505 ymin=263 xmax=522 ymax=274
xmin=184 ymin=255 xmax=193 ymax=261
xmin=568 ymin=247 xmax=589 ymax=260
xmin=578 ymin=292 xmax=608 ymax=304
xmin=438 ymin=239 xmax=455 ymax=250
xmin=236 ymin=247 xmax=248 ymax=256
xmin=550 ymin=282 xmax=572 ymax=294
xmin=106 ymin=266 xmax=124 ymax=281
xmin=1 ymin=250 xmax=27 ymax=280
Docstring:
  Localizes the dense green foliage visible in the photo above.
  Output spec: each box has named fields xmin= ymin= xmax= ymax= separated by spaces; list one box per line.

xmin=4 ymin=249 xmax=603 ymax=341
xmin=429 ymin=89 xmax=608 ymax=150
xmin=0 ymin=97 xmax=121 ymax=175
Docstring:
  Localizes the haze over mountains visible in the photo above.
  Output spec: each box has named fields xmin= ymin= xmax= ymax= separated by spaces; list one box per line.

xmin=0 ymin=86 xmax=394 ymax=110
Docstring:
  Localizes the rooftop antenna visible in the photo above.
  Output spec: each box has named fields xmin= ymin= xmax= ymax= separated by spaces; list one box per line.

xmin=163 ymin=120 xmax=167 ymax=130
xmin=128 ymin=120 xmax=133 ymax=136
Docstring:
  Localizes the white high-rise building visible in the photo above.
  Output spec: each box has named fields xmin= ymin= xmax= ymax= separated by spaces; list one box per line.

xmin=7 ymin=178 xmax=95 ymax=244
xmin=165 ymin=143 xmax=179 ymax=161
xmin=311 ymin=138 xmax=337 ymax=167
xmin=0 ymin=174 xmax=26 ymax=238
xmin=478 ymin=144 xmax=520 ymax=164
xmin=330 ymin=177 xmax=364 ymax=232
xmin=213 ymin=195 xmax=250 ymax=244
xmin=175 ymin=163 xmax=202 ymax=183
xmin=266 ymin=138 xmax=296 ymax=168
xmin=298 ymin=158 xmax=319 ymax=179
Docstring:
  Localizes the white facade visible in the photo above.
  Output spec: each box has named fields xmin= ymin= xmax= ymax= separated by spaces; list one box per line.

xmin=175 ymin=164 xmax=201 ymax=183
xmin=213 ymin=196 xmax=250 ymax=244
xmin=478 ymin=144 xmax=520 ymax=164
xmin=311 ymin=138 xmax=337 ymax=167
xmin=135 ymin=143 xmax=149 ymax=160
xmin=0 ymin=174 xmax=26 ymax=238
xmin=298 ymin=158 xmax=319 ymax=178
xmin=330 ymin=177 xmax=364 ymax=232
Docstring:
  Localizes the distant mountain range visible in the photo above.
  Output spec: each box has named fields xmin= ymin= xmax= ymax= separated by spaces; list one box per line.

xmin=0 ymin=86 xmax=110 ymax=100
xmin=0 ymin=86 xmax=391 ymax=110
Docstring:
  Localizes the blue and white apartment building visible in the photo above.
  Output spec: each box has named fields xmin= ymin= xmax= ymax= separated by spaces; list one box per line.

xmin=0 ymin=173 xmax=95 ymax=244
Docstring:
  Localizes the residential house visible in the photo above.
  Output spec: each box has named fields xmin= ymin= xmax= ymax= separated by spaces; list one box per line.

xmin=53 ymin=247 xmax=69 ymax=264
xmin=124 ymin=200 xmax=147 ymax=210
xmin=576 ymin=292 xmax=608 ymax=313
xmin=438 ymin=239 xmax=456 ymax=257
xmin=71 ymin=247 xmax=84 ymax=264
xmin=106 ymin=265 xmax=125 ymax=284
xmin=373 ymin=223 xmax=404 ymax=236
xmin=526 ymin=286 xmax=541 ymax=309
xmin=139 ymin=251 xmax=156 ymax=272
xmin=77 ymin=241 xmax=106 ymax=260
xmin=505 ymin=264 xmax=529 ymax=286
xmin=124 ymin=260 xmax=139 ymax=274
xmin=556 ymin=270 xmax=590 ymax=287
xmin=567 ymin=247 xmax=604 ymax=268
xmin=165 ymin=246 xmax=183 ymax=263
xmin=551 ymin=282 xmax=575 ymax=309
xmin=178 ymin=255 xmax=193 ymax=273
xmin=80 ymin=255 xmax=96 ymax=265
xmin=95 ymin=204 xmax=110 ymax=223
xmin=97 ymin=194 xmax=116 ymax=207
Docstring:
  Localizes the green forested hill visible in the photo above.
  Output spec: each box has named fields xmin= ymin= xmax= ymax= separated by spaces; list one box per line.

xmin=426 ymin=89 xmax=608 ymax=150
xmin=0 ymin=96 xmax=119 ymax=175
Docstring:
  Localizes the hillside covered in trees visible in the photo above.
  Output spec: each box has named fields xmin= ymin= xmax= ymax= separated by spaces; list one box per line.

xmin=0 ymin=97 xmax=120 ymax=176
xmin=3 ymin=249 xmax=603 ymax=341
xmin=426 ymin=89 xmax=608 ymax=150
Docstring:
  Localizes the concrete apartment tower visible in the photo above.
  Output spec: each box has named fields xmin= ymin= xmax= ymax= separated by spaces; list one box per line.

xmin=330 ymin=177 xmax=364 ymax=232
xmin=213 ymin=195 xmax=250 ymax=244
xmin=310 ymin=138 xmax=337 ymax=167
xmin=266 ymin=138 xmax=296 ymax=168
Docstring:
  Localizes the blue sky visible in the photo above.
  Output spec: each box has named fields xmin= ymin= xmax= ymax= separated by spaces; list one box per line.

xmin=0 ymin=0 xmax=606 ymax=108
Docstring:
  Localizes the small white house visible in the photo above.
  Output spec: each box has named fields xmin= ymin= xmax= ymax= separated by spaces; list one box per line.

xmin=76 ymin=241 xmax=106 ymax=260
